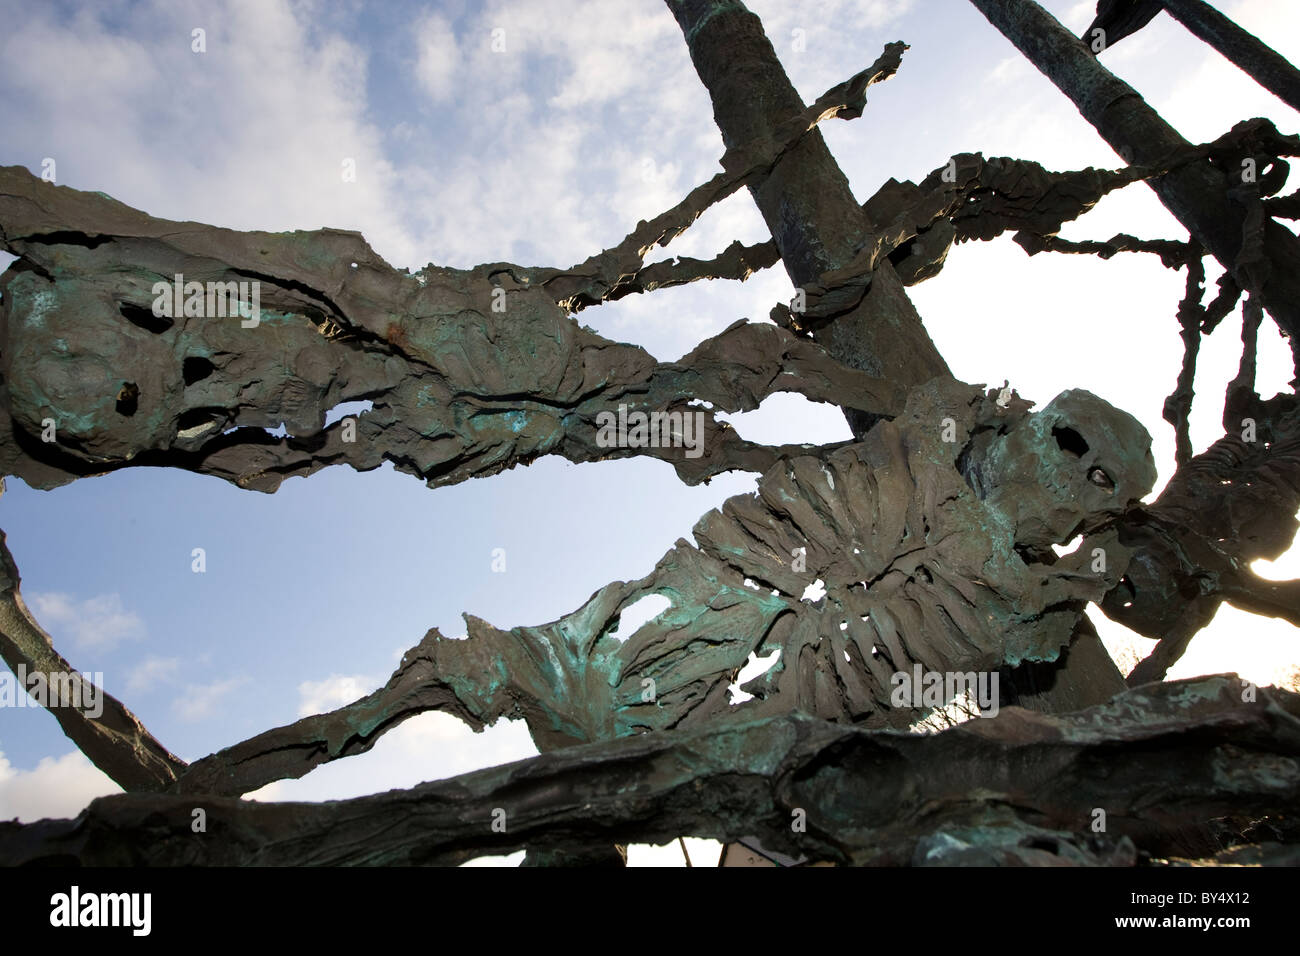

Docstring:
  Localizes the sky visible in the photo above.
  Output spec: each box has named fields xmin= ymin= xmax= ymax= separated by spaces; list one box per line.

xmin=0 ymin=0 xmax=1297 ymax=867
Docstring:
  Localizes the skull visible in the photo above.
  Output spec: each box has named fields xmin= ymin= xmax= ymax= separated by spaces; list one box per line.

xmin=968 ymin=389 xmax=1157 ymax=551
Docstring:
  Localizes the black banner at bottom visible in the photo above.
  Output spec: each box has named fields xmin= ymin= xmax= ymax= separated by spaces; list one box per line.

xmin=0 ymin=864 xmax=1279 ymax=942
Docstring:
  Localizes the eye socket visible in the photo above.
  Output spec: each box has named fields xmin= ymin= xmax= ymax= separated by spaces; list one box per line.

xmin=1052 ymin=425 xmax=1090 ymax=457
xmin=1088 ymin=466 xmax=1115 ymax=492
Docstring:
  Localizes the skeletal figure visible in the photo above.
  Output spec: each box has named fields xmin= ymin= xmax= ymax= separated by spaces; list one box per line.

xmin=425 ymin=377 xmax=1158 ymax=747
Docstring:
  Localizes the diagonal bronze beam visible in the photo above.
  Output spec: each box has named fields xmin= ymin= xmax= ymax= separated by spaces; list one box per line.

xmin=969 ymin=0 xmax=1300 ymax=343
xmin=665 ymin=0 xmax=951 ymax=437
xmin=0 ymin=526 xmax=185 ymax=791
xmin=1161 ymin=0 xmax=1300 ymax=114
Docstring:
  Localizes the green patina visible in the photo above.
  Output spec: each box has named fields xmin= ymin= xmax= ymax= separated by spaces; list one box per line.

xmin=143 ymin=400 xmax=171 ymax=436
xmin=35 ymin=392 xmax=106 ymax=436
xmin=291 ymin=234 xmax=344 ymax=272
xmin=23 ymin=287 xmax=58 ymax=329
xmin=178 ymin=340 xmax=215 ymax=360
xmin=443 ymin=654 xmax=511 ymax=718
xmin=503 ymin=410 xmax=529 ymax=434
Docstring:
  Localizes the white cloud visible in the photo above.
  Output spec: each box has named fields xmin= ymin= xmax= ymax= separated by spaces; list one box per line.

xmin=550 ymin=47 xmax=633 ymax=109
xmin=613 ymin=594 xmax=671 ymax=641
xmin=0 ymin=0 xmax=420 ymax=266
xmin=297 ymin=673 xmax=381 ymax=718
xmin=745 ymin=0 xmax=916 ymax=99
xmin=26 ymin=592 xmax=143 ymax=650
xmin=243 ymin=710 xmax=538 ymax=803
xmin=396 ymin=0 xmax=720 ymax=269
xmin=415 ymin=13 xmax=462 ymax=104
xmin=125 ymin=656 xmax=181 ymax=695
xmin=1062 ymin=0 xmax=1097 ymax=32
xmin=716 ymin=393 xmax=854 ymax=448
xmin=172 ymin=676 xmax=250 ymax=722
xmin=988 ymin=55 xmax=1030 ymax=85
xmin=0 ymin=750 xmax=120 ymax=823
